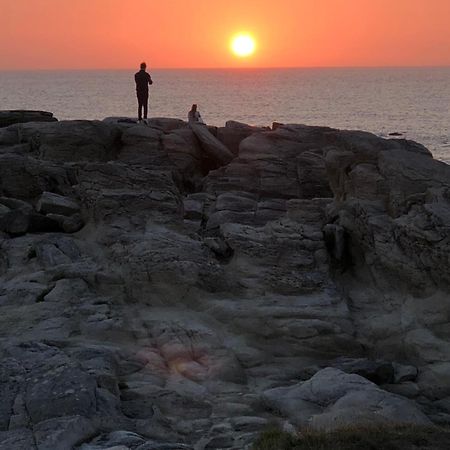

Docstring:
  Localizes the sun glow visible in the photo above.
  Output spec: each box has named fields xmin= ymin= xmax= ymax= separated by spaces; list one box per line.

xmin=230 ymin=34 xmax=256 ymax=58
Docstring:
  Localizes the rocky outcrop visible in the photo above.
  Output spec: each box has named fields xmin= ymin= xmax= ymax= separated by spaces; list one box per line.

xmin=323 ymin=132 xmax=450 ymax=362
xmin=263 ymin=368 xmax=431 ymax=429
xmin=0 ymin=116 xmax=449 ymax=449
xmin=0 ymin=110 xmax=57 ymax=128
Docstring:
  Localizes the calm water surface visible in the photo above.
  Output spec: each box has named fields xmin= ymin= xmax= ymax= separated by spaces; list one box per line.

xmin=1 ymin=68 xmax=449 ymax=162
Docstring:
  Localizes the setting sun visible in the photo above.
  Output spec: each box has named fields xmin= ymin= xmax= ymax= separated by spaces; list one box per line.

xmin=230 ymin=34 xmax=256 ymax=58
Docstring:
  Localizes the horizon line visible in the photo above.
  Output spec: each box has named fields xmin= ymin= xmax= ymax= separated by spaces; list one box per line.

xmin=1 ymin=64 xmax=450 ymax=72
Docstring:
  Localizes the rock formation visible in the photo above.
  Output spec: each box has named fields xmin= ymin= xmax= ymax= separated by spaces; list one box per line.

xmin=0 ymin=113 xmax=449 ymax=449
xmin=0 ymin=110 xmax=57 ymax=128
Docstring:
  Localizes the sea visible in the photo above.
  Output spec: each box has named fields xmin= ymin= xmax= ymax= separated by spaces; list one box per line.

xmin=1 ymin=67 xmax=449 ymax=163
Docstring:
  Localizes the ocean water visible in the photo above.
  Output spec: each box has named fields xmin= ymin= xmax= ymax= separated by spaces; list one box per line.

xmin=1 ymin=68 xmax=449 ymax=162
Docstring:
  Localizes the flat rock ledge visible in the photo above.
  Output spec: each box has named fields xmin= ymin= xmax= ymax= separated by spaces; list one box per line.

xmin=0 ymin=114 xmax=449 ymax=449
xmin=0 ymin=110 xmax=58 ymax=128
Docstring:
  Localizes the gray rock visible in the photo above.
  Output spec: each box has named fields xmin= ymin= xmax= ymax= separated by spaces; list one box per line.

xmin=25 ymin=367 xmax=97 ymax=422
xmin=263 ymin=368 xmax=431 ymax=430
xmin=0 ymin=197 xmax=33 ymax=212
xmin=0 ymin=154 xmax=72 ymax=199
xmin=382 ymin=382 xmax=421 ymax=399
xmin=0 ymin=203 xmax=11 ymax=215
xmin=0 ymin=428 xmax=36 ymax=450
xmin=331 ymin=357 xmax=395 ymax=384
xmin=0 ymin=119 xmax=449 ymax=449
xmin=216 ymin=121 xmax=267 ymax=156
xmin=417 ymin=363 xmax=450 ymax=400
xmin=79 ymin=431 xmax=193 ymax=450
xmin=190 ymin=123 xmax=234 ymax=167
xmin=230 ymin=415 xmax=268 ymax=432
xmin=28 ymin=213 xmax=62 ymax=233
xmin=79 ymin=431 xmax=145 ymax=449
xmin=103 ymin=116 xmax=138 ymax=128
xmin=147 ymin=117 xmax=187 ymax=132
xmin=37 ymin=191 xmax=80 ymax=216
xmin=162 ymin=128 xmax=204 ymax=188
xmin=46 ymin=213 xmax=85 ymax=233
xmin=0 ymin=208 xmax=30 ymax=234
xmin=183 ymin=197 xmax=204 ymax=220
xmin=4 ymin=120 xmax=121 ymax=162
xmin=0 ymin=110 xmax=57 ymax=128
xmin=34 ymin=415 xmax=96 ymax=450
xmin=393 ymin=362 xmax=418 ymax=383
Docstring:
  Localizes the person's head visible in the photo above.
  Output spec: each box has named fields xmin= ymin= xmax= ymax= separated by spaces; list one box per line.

xmin=140 ymin=62 xmax=147 ymax=70
xmin=191 ymin=104 xmax=197 ymax=112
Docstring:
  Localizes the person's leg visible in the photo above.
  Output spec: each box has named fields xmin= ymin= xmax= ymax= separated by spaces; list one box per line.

xmin=137 ymin=96 xmax=143 ymax=121
xmin=143 ymin=95 xmax=148 ymax=120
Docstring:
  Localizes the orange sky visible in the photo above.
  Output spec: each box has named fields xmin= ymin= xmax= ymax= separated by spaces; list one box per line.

xmin=1 ymin=0 xmax=450 ymax=70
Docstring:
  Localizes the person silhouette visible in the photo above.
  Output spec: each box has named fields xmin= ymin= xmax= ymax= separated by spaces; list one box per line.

xmin=135 ymin=62 xmax=153 ymax=123
xmin=188 ymin=104 xmax=205 ymax=124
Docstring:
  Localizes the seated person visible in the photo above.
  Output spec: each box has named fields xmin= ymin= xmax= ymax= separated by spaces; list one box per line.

xmin=188 ymin=104 xmax=204 ymax=124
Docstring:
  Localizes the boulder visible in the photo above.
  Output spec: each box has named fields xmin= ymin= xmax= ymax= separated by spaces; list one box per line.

xmin=190 ymin=123 xmax=234 ymax=167
xmin=47 ymin=213 xmax=85 ymax=233
xmin=0 ymin=197 xmax=33 ymax=211
xmin=0 ymin=154 xmax=72 ymax=200
xmin=216 ymin=121 xmax=267 ymax=156
xmin=2 ymin=120 xmax=121 ymax=162
xmin=330 ymin=357 xmax=395 ymax=384
xmin=37 ymin=192 xmax=80 ymax=216
xmin=393 ymin=362 xmax=418 ymax=383
xmin=34 ymin=415 xmax=96 ymax=450
xmin=205 ymin=127 xmax=332 ymax=199
xmin=121 ymin=125 xmax=162 ymax=146
xmin=147 ymin=117 xmax=187 ymax=132
xmin=162 ymin=128 xmax=204 ymax=188
xmin=0 ymin=208 xmax=30 ymax=235
xmin=263 ymin=368 xmax=431 ymax=430
xmin=118 ymin=125 xmax=171 ymax=167
xmin=0 ymin=196 xmax=76 ymax=235
xmin=25 ymin=366 xmax=97 ymax=422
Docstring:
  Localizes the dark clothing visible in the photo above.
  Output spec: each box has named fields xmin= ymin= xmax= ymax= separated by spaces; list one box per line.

xmin=137 ymin=92 xmax=148 ymax=120
xmin=134 ymin=69 xmax=152 ymax=120
xmin=135 ymin=69 xmax=152 ymax=95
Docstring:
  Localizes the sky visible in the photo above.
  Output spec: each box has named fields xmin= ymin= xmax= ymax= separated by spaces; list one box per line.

xmin=1 ymin=0 xmax=450 ymax=70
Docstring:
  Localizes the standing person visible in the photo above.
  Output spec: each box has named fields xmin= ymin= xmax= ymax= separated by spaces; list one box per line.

xmin=188 ymin=104 xmax=205 ymax=124
xmin=135 ymin=62 xmax=153 ymax=123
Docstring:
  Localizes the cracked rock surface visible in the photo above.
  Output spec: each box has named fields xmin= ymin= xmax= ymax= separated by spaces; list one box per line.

xmin=0 ymin=115 xmax=449 ymax=449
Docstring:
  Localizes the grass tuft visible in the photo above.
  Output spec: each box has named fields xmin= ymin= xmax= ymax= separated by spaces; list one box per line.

xmin=252 ymin=424 xmax=450 ymax=450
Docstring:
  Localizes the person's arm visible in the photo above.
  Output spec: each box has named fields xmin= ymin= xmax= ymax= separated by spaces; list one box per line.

xmin=148 ymin=74 xmax=153 ymax=85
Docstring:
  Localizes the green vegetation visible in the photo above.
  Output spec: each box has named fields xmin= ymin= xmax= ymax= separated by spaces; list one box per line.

xmin=252 ymin=425 xmax=450 ymax=450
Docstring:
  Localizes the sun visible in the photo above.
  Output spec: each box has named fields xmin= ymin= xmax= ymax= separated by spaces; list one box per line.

xmin=231 ymin=33 xmax=256 ymax=58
